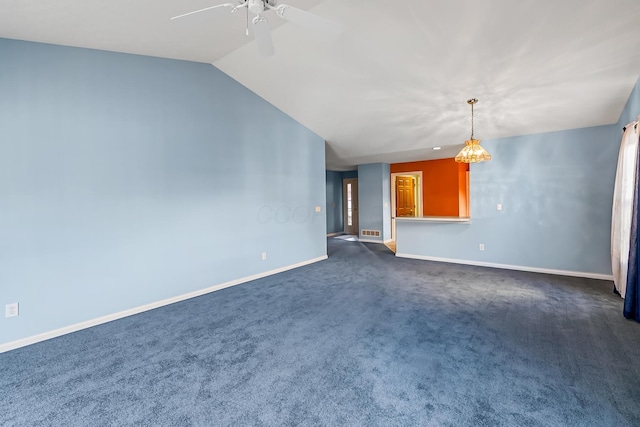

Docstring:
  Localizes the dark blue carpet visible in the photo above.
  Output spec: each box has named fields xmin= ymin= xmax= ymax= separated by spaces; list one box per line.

xmin=2 ymin=239 xmax=639 ymax=426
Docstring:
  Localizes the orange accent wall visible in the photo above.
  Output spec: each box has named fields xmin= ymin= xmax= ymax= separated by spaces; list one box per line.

xmin=391 ymin=159 xmax=469 ymax=217
xmin=458 ymin=170 xmax=469 ymax=217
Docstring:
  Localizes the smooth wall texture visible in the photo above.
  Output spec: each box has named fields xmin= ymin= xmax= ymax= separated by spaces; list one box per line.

xmin=458 ymin=167 xmax=469 ymax=217
xmin=358 ymin=163 xmax=390 ymax=241
xmin=325 ymin=170 xmax=343 ymax=234
xmin=617 ymin=77 xmax=640 ymax=128
xmin=324 ymin=170 xmax=358 ymax=234
xmin=382 ymin=164 xmax=391 ymax=241
xmin=0 ymin=39 xmax=326 ymax=346
xmin=342 ymin=170 xmax=358 ymax=180
xmin=396 ymin=124 xmax=618 ymax=276
xmin=391 ymin=159 xmax=469 ymax=217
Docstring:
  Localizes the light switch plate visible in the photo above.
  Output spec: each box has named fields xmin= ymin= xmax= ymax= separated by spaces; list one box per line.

xmin=6 ymin=303 xmax=19 ymax=318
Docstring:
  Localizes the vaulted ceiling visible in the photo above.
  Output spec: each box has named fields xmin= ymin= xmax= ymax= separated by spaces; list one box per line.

xmin=2 ymin=0 xmax=640 ymax=169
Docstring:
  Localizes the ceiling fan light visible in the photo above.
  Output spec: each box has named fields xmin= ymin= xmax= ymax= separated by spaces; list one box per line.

xmin=252 ymin=15 xmax=275 ymax=56
xmin=248 ymin=0 xmax=265 ymax=14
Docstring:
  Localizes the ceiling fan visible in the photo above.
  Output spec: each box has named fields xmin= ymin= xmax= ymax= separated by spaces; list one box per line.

xmin=170 ymin=0 xmax=343 ymax=56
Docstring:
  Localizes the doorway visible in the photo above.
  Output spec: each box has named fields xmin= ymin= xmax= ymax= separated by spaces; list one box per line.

xmin=396 ymin=175 xmax=417 ymax=217
xmin=390 ymin=172 xmax=422 ymax=240
xmin=343 ymin=178 xmax=358 ymax=235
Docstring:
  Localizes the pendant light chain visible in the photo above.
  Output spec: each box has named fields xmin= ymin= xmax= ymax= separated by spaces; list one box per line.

xmin=455 ymin=97 xmax=491 ymax=163
xmin=470 ymin=101 xmax=474 ymax=140
xmin=468 ymin=98 xmax=477 ymax=140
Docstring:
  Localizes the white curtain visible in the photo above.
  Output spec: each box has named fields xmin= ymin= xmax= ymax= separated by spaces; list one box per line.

xmin=612 ymin=118 xmax=640 ymax=298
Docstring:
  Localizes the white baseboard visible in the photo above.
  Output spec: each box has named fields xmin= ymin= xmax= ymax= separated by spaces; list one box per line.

xmin=360 ymin=239 xmax=393 ymax=244
xmin=0 ymin=255 xmax=328 ymax=354
xmin=395 ymin=253 xmax=613 ymax=281
xmin=326 ymin=232 xmax=344 ymax=237
xmin=358 ymin=238 xmax=384 ymax=243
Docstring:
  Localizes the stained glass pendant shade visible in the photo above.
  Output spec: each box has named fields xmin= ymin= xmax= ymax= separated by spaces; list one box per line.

xmin=455 ymin=98 xmax=491 ymax=163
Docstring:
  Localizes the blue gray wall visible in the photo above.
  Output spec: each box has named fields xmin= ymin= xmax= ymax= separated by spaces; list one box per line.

xmin=325 ymin=170 xmax=358 ymax=234
xmin=357 ymin=163 xmax=390 ymax=241
xmin=342 ymin=170 xmax=358 ymax=180
xmin=396 ymin=124 xmax=618 ymax=276
xmin=397 ymin=77 xmax=640 ymax=277
xmin=0 ymin=39 xmax=327 ymax=346
xmin=326 ymin=170 xmax=343 ymax=234
xmin=618 ymin=78 xmax=640 ymax=129
xmin=381 ymin=167 xmax=391 ymax=241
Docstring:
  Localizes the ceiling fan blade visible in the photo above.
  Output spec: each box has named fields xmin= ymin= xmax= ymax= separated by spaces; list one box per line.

xmin=252 ymin=16 xmax=275 ymax=56
xmin=271 ymin=4 xmax=343 ymax=39
xmin=170 ymin=3 xmax=236 ymax=21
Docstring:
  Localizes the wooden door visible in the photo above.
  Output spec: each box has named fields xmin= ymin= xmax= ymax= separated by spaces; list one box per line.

xmin=343 ymin=178 xmax=358 ymax=235
xmin=396 ymin=176 xmax=416 ymax=217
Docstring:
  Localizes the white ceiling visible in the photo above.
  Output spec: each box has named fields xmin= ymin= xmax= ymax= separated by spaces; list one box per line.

xmin=2 ymin=0 xmax=640 ymax=170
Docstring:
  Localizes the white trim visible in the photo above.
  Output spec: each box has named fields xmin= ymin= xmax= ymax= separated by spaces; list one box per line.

xmin=395 ymin=253 xmax=613 ymax=281
xmin=395 ymin=216 xmax=471 ymax=223
xmin=391 ymin=171 xmax=423 ymax=240
xmin=326 ymin=231 xmax=344 ymax=237
xmin=0 ymin=256 xmax=328 ymax=354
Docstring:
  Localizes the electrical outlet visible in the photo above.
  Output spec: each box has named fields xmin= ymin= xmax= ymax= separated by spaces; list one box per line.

xmin=5 ymin=303 xmax=19 ymax=318
xmin=497 ymin=204 xmax=503 ymax=211
xmin=315 ymin=206 xmax=321 ymax=213
xmin=261 ymin=252 xmax=267 ymax=261
xmin=479 ymin=244 xmax=485 ymax=251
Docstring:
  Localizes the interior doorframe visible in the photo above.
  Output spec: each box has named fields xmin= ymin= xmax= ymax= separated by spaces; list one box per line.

xmin=343 ymin=178 xmax=358 ymax=235
xmin=390 ymin=171 xmax=423 ymax=240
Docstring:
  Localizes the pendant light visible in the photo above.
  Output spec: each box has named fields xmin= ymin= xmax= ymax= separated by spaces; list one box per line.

xmin=455 ymin=98 xmax=491 ymax=163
